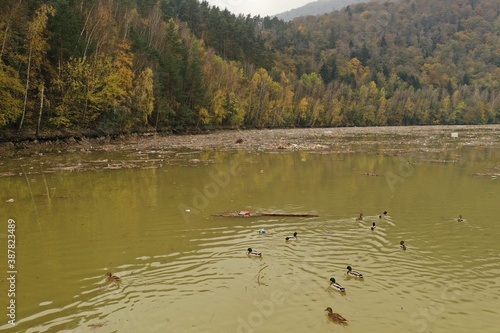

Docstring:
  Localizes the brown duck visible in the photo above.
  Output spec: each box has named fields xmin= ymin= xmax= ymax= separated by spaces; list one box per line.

xmin=325 ymin=307 xmax=348 ymax=323
xmin=105 ymin=272 xmax=120 ymax=282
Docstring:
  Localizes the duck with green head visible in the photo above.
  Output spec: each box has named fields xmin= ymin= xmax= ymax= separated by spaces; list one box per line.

xmin=285 ymin=232 xmax=298 ymax=241
xmin=247 ymin=248 xmax=262 ymax=257
xmin=346 ymin=266 xmax=364 ymax=278
xmin=329 ymin=278 xmax=346 ymax=292
xmin=371 ymin=222 xmax=376 ymax=231
xmin=325 ymin=307 xmax=348 ymax=323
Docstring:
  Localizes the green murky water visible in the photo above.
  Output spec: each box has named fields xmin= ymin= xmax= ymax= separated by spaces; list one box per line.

xmin=1 ymin=129 xmax=499 ymax=333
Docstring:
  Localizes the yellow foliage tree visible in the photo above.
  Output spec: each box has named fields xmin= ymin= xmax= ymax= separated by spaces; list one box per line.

xmin=0 ymin=61 xmax=24 ymax=127
xmin=131 ymin=67 xmax=154 ymax=125
xmin=297 ymin=97 xmax=309 ymax=123
xmin=348 ymin=57 xmax=364 ymax=76
xmin=18 ymin=4 xmax=55 ymax=132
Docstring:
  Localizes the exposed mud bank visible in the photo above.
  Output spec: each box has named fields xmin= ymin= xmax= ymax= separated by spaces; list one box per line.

xmin=1 ymin=125 xmax=499 ymax=178
xmin=2 ymin=125 xmax=500 ymax=155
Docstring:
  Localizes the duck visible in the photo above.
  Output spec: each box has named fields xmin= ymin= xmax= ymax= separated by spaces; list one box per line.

xmin=400 ymin=240 xmax=407 ymax=251
xmin=329 ymin=278 xmax=346 ymax=292
xmin=105 ymin=272 xmax=120 ymax=282
xmin=371 ymin=222 xmax=376 ymax=231
xmin=356 ymin=213 xmax=363 ymax=221
xmin=379 ymin=211 xmax=388 ymax=219
xmin=247 ymin=248 xmax=262 ymax=257
xmin=325 ymin=307 xmax=348 ymax=323
xmin=285 ymin=232 xmax=298 ymax=241
xmin=457 ymin=215 xmax=463 ymax=222
xmin=258 ymin=228 xmax=266 ymax=234
xmin=346 ymin=266 xmax=364 ymax=278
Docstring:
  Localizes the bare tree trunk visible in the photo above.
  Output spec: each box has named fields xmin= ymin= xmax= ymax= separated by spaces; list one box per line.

xmin=76 ymin=2 xmax=96 ymax=53
xmin=83 ymin=18 xmax=100 ymax=59
xmin=0 ymin=0 xmax=23 ymax=60
xmin=155 ymin=101 xmax=161 ymax=130
xmin=36 ymin=85 xmax=44 ymax=137
xmin=0 ymin=26 xmax=9 ymax=60
xmin=82 ymin=79 xmax=90 ymax=124
xmin=18 ymin=45 xmax=32 ymax=132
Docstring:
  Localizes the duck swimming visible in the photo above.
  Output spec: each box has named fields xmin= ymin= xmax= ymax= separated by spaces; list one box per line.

xmin=346 ymin=266 xmax=364 ymax=278
xmin=285 ymin=232 xmax=298 ymax=241
xmin=379 ymin=211 xmax=388 ymax=219
xmin=371 ymin=222 xmax=376 ymax=231
xmin=400 ymin=240 xmax=407 ymax=251
xmin=105 ymin=272 xmax=120 ymax=282
xmin=457 ymin=215 xmax=463 ymax=222
xmin=247 ymin=248 xmax=262 ymax=257
xmin=325 ymin=307 xmax=348 ymax=323
xmin=329 ymin=278 xmax=346 ymax=292
xmin=356 ymin=213 xmax=363 ymax=221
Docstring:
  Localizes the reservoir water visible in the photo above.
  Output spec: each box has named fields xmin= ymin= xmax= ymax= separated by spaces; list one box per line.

xmin=1 ymin=127 xmax=499 ymax=332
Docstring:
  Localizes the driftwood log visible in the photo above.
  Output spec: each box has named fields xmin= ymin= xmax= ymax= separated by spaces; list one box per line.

xmin=214 ymin=211 xmax=319 ymax=217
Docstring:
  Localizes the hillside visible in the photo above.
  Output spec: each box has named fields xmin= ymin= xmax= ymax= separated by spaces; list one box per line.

xmin=269 ymin=0 xmax=499 ymax=125
xmin=0 ymin=0 xmax=498 ymax=139
xmin=275 ymin=0 xmax=370 ymax=21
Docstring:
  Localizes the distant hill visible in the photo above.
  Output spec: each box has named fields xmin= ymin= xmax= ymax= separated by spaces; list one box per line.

xmin=275 ymin=0 xmax=371 ymax=21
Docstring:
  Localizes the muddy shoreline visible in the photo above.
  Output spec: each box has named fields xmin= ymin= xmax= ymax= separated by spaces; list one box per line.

xmin=1 ymin=125 xmax=499 ymax=179
xmin=1 ymin=125 xmax=499 ymax=155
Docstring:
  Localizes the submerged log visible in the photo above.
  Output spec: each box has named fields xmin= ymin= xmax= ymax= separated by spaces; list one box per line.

xmin=215 ymin=211 xmax=319 ymax=217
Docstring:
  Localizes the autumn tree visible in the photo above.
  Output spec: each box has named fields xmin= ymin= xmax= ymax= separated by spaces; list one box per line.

xmin=130 ymin=67 xmax=154 ymax=126
xmin=0 ymin=60 xmax=24 ymax=127
xmin=18 ymin=3 xmax=55 ymax=132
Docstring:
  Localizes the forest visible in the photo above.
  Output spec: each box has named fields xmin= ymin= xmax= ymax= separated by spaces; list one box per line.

xmin=0 ymin=0 xmax=499 ymax=139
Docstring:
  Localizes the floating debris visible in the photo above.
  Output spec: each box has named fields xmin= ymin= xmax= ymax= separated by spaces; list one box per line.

xmin=215 ymin=211 xmax=319 ymax=217
xmin=473 ymin=172 xmax=500 ymax=177
xmin=0 ymin=172 xmax=18 ymax=178
xmin=88 ymin=321 xmax=109 ymax=331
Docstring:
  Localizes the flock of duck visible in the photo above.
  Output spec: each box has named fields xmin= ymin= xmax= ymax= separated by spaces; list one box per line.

xmin=103 ymin=210 xmax=465 ymax=325
xmin=246 ymin=210 xmax=465 ymax=324
xmin=247 ymin=214 xmax=386 ymax=324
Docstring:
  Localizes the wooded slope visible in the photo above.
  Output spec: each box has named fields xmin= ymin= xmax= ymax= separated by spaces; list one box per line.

xmin=0 ymin=0 xmax=498 ymax=138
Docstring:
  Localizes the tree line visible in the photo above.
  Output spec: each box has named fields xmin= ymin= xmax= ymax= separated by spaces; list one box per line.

xmin=0 ymin=0 xmax=498 ymax=139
